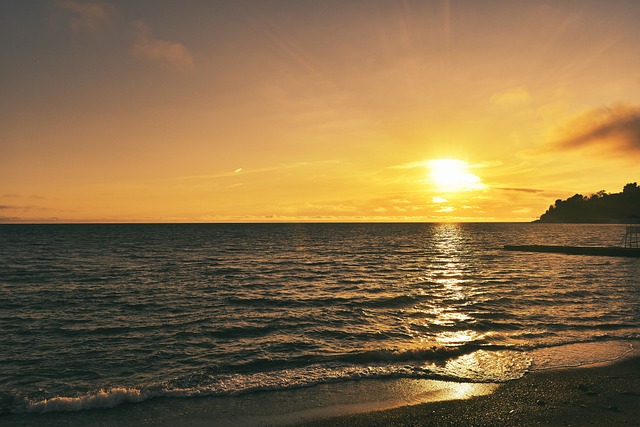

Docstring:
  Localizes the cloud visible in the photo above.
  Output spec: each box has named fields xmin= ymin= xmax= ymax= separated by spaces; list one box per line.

xmin=390 ymin=159 xmax=499 ymax=171
xmin=436 ymin=206 xmax=454 ymax=213
xmin=388 ymin=160 xmax=431 ymax=170
xmin=173 ymin=161 xmax=339 ymax=181
xmin=496 ymin=187 xmax=544 ymax=194
xmin=130 ymin=20 xmax=194 ymax=72
xmin=390 ymin=198 xmax=411 ymax=204
xmin=490 ymin=87 xmax=531 ymax=107
xmin=512 ymin=208 xmax=532 ymax=214
xmin=551 ymin=104 xmax=640 ymax=155
xmin=0 ymin=204 xmax=44 ymax=212
xmin=55 ymin=0 xmax=110 ymax=34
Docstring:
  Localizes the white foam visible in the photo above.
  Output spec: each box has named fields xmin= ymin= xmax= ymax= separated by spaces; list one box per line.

xmin=529 ymin=340 xmax=636 ymax=371
xmin=22 ymin=365 xmax=429 ymax=414
xmin=27 ymin=387 xmax=147 ymax=413
xmin=23 ymin=349 xmax=533 ymax=414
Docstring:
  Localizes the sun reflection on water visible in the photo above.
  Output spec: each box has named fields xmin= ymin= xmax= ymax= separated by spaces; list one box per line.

xmin=394 ymin=224 xmax=535 ymax=382
xmin=436 ymin=330 xmax=479 ymax=346
xmin=409 ymin=223 xmax=483 ymax=346
xmin=437 ymin=350 xmax=532 ymax=382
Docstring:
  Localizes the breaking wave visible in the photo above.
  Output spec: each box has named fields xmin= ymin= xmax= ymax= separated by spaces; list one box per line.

xmin=18 ymin=347 xmax=532 ymax=415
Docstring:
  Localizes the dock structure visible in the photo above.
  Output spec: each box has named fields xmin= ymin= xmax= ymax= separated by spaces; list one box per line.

xmin=503 ymin=245 xmax=640 ymax=258
xmin=624 ymin=225 xmax=640 ymax=248
xmin=504 ymin=224 xmax=640 ymax=258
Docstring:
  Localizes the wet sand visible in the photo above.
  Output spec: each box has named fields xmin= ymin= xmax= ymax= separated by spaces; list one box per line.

xmin=297 ymin=355 xmax=640 ymax=427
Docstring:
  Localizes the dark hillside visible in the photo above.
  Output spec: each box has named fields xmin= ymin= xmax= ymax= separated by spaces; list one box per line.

xmin=536 ymin=183 xmax=640 ymax=223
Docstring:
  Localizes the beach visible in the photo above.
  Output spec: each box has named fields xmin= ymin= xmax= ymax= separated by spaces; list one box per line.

xmin=299 ymin=354 xmax=640 ymax=427
xmin=4 ymin=353 xmax=638 ymax=426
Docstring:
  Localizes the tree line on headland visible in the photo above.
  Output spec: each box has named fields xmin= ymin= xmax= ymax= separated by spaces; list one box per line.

xmin=536 ymin=182 xmax=640 ymax=223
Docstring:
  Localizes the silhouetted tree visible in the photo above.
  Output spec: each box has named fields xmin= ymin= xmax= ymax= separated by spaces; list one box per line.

xmin=623 ymin=182 xmax=640 ymax=195
xmin=537 ymin=183 xmax=640 ymax=223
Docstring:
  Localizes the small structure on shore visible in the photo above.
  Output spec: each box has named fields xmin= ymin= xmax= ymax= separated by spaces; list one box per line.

xmin=624 ymin=225 xmax=640 ymax=248
xmin=504 ymin=224 xmax=640 ymax=258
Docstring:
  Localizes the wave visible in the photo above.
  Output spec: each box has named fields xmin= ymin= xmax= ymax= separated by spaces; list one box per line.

xmin=223 ymin=294 xmax=422 ymax=310
xmin=15 ymin=346 xmax=530 ymax=415
xmin=9 ymin=338 xmax=637 ymax=415
xmin=26 ymin=388 xmax=147 ymax=413
xmin=359 ymin=294 xmax=420 ymax=308
xmin=338 ymin=343 xmax=493 ymax=364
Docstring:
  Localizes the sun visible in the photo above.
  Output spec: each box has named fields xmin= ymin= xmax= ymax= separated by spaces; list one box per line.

xmin=428 ymin=159 xmax=485 ymax=192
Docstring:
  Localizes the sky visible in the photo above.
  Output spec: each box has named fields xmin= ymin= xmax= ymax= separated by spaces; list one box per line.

xmin=1 ymin=0 xmax=639 ymax=223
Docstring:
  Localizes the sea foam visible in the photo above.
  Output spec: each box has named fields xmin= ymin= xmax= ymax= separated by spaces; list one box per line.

xmin=27 ymin=388 xmax=147 ymax=413
xmin=23 ymin=347 xmax=532 ymax=414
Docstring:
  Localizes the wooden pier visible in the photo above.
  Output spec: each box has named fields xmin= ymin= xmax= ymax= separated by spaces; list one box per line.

xmin=503 ymin=244 xmax=640 ymax=258
xmin=505 ymin=223 xmax=640 ymax=258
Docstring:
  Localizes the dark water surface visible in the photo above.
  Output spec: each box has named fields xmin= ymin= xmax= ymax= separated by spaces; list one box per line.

xmin=1 ymin=223 xmax=638 ymax=418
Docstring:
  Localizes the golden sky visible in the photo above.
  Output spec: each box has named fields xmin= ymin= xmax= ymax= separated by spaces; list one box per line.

xmin=1 ymin=0 xmax=639 ymax=222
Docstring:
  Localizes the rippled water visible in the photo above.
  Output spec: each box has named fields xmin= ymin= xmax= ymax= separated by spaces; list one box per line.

xmin=0 ymin=223 xmax=638 ymax=416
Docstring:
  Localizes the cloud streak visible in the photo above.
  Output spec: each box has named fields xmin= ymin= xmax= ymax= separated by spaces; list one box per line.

xmin=490 ymin=86 xmax=531 ymax=107
xmin=173 ymin=160 xmax=341 ymax=181
xmin=55 ymin=0 xmax=110 ymax=34
xmin=551 ymin=104 xmax=640 ymax=155
xmin=130 ymin=20 xmax=194 ymax=72
xmin=496 ymin=187 xmax=544 ymax=194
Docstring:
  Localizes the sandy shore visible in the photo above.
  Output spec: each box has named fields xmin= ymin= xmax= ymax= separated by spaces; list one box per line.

xmin=4 ymin=354 xmax=639 ymax=426
xmin=297 ymin=355 xmax=640 ymax=427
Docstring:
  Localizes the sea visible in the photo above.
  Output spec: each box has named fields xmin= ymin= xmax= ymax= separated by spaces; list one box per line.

xmin=1 ymin=223 xmax=639 ymax=426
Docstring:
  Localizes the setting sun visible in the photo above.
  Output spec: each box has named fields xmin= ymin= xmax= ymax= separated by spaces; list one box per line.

xmin=1 ymin=1 xmax=638 ymax=223
xmin=428 ymin=159 xmax=485 ymax=193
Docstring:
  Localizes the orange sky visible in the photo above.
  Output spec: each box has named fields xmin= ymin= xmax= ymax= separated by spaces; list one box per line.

xmin=1 ymin=0 xmax=639 ymax=223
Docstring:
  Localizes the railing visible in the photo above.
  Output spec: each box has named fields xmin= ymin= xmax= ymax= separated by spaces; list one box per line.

xmin=624 ymin=225 xmax=640 ymax=248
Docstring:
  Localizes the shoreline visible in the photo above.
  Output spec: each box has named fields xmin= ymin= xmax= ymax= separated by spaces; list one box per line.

xmin=297 ymin=354 xmax=640 ymax=427
xmin=3 ymin=347 xmax=639 ymax=426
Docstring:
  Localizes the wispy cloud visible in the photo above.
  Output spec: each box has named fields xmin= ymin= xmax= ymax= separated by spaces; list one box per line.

xmin=0 ymin=204 xmax=45 ymax=211
xmin=490 ymin=86 xmax=531 ymax=107
xmin=550 ymin=104 xmax=640 ymax=155
xmin=496 ymin=187 xmax=544 ymax=194
xmin=389 ymin=159 xmax=498 ymax=170
xmin=261 ymin=27 xmax=328 ymax=83
xmin=130 ymin=20 xmax=194 ymax=72
xmin=173 ymin=161 xmax=340 ymax=181
xmin=0 ymin=216 xmax=24 ymax=223
xmin=387 ymin=159 xmax=431 ymax=170
xmin=55 ymin=0 xmax=110 ymax=34
xmin=512 ymin=207 xmax=532 ymax=214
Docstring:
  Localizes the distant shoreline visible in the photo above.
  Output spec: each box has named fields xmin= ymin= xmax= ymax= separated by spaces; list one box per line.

xmin=535 ymin=182 xmax=640 ymax=224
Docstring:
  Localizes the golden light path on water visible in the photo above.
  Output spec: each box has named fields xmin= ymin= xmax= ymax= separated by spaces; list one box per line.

xmin=401 ymin=223 xmax=533 ymax=386
xmin=237 ymin=223 xmax=516 ymax=426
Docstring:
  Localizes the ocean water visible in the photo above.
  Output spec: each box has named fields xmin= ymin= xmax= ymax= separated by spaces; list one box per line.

xmin=1 ymin=223 xmax=638 ymax=424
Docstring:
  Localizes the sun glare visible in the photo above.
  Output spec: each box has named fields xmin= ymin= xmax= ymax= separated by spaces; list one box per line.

xmin=428 ymin=159 xmax=485 ymax=192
